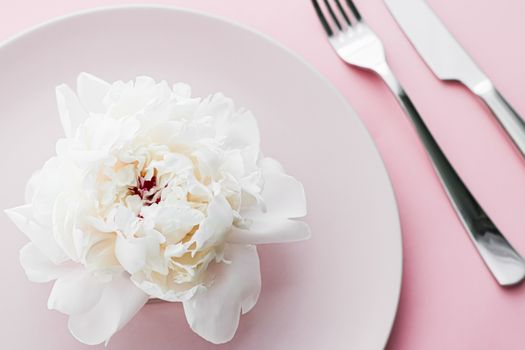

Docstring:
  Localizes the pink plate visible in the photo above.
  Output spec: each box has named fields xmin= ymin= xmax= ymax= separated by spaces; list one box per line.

xmin=0 ymin=6 xmax=402 ymax=349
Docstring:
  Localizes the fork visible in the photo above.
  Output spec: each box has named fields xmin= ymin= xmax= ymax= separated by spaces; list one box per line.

xmin=311 ymin=0 xmax=525 ymax=286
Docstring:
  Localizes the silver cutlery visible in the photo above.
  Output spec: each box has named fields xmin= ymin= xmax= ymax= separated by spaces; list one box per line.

xmin=311 ymin=0 xmax=525 ymax=286
xmin=385 ymin=0 xmax=525 ymax=160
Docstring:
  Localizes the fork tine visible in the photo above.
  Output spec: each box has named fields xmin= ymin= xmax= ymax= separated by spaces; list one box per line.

xmin=311 ymin=0 xmax=334 ymax=36
xmin=323 ymin=0 xmax=343 ymax=31
xmin=334 ymin=0 xmax=352 ymax=27
xmin=345 ymin=0 xmax=362 ymax=21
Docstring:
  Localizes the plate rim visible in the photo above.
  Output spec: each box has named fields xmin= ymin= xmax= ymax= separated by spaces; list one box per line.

xmin=0 ymin=5 xmax=403 ymax=349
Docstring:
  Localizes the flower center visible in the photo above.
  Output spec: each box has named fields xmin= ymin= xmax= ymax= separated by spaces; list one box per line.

xmin=129 ymin=175 xmax=162 ymax=206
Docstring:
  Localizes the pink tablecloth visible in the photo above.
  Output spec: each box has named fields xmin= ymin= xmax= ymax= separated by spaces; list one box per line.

xmin=1 ymin=0 xmax=525 ymax=349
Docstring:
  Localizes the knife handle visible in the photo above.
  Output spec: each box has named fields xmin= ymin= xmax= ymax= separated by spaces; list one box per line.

xmin=474 ymin=81 xmax=525 ymax=159
xmin=377 ymin=64 xmax=525 ymax=286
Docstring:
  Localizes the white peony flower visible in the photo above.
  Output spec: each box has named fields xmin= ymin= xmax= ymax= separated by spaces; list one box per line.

xmin=5 ymin=73 xmax=310 ymax=345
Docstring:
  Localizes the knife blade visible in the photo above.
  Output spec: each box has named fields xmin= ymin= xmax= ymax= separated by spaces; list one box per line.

xmin=384 ymin=0 xmax=525 ymax=158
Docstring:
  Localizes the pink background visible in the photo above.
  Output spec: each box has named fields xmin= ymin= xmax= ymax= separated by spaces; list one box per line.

xmin=1 ymin=0 xmax=524 ymax=349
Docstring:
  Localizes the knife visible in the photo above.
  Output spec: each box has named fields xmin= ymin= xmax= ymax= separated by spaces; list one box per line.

xmin=384 ymin=0 xmax=525 ymax=159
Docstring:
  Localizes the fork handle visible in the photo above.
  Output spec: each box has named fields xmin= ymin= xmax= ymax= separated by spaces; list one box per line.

xmin=378 ymin=65 xmax=525 ymax=286
xmin=474 ymin=82 xmax=525 ymax=159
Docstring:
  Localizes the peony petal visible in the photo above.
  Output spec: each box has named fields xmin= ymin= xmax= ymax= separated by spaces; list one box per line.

xmin=48 ymin=270 xmax=104 ymax=315
xmin=259 ymin=156 xmax=284 ymax=174
xmin=52 ymin=193 xmax=81 ymax=261
xmin=261 ymin=171 xmax=307 ymax=219
xmin=106 ymin=76 xmax=162 ymax=119
xmin=220 ymin=150 xmax=245 ymax=180
xmin=191 ymin=195 xmax=233 ymax=251
xmin=31 ymin=157 xmax=65 ymax=227
xmin=77 ymin=73 xmax=111 ymax=114
xmin=183 ymin=244 xmax=261 ymax=344
xmin=196 ymin=93 xmax=234 ymax=121
xmin=4 ymin=205 xmax=67 ymax=264
xmin=131 ymin=271 xmax=199 ymax=302
xmin=241 ymin=145 xmax=260 ymax=173
xmin=85 ymin=237 xmax=120 ymax=272
xmin=81 ymin=116 xmax=121 ymax=153
xmin=19 ymin=243 xmax=74 ymax=282
xmin=114 ymin=205 xmax=139 ymax=236
xmin=172 ymin=82 xmax=192 ymax=99
xmin=201 ymin=93 xmax=259 ymax=150
xmin=227 ymin=218 xmax=311 ymax=245
xmin=154 ymin=205 xmax=204 ymax=244
xmin=115 ymin=235 xmax=160 ymax=275
xmin=55 ymin=138 xmax=108 ymax=166
xmin=56 ymin=84 xmax=89 ymax=138
xmin=222 ymin=110 xmax=260 ymax=150
xmin=68 ymin=272 xmax=148 ymax=345
xmin=24 ymin=170 xmax=41 ymax=204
